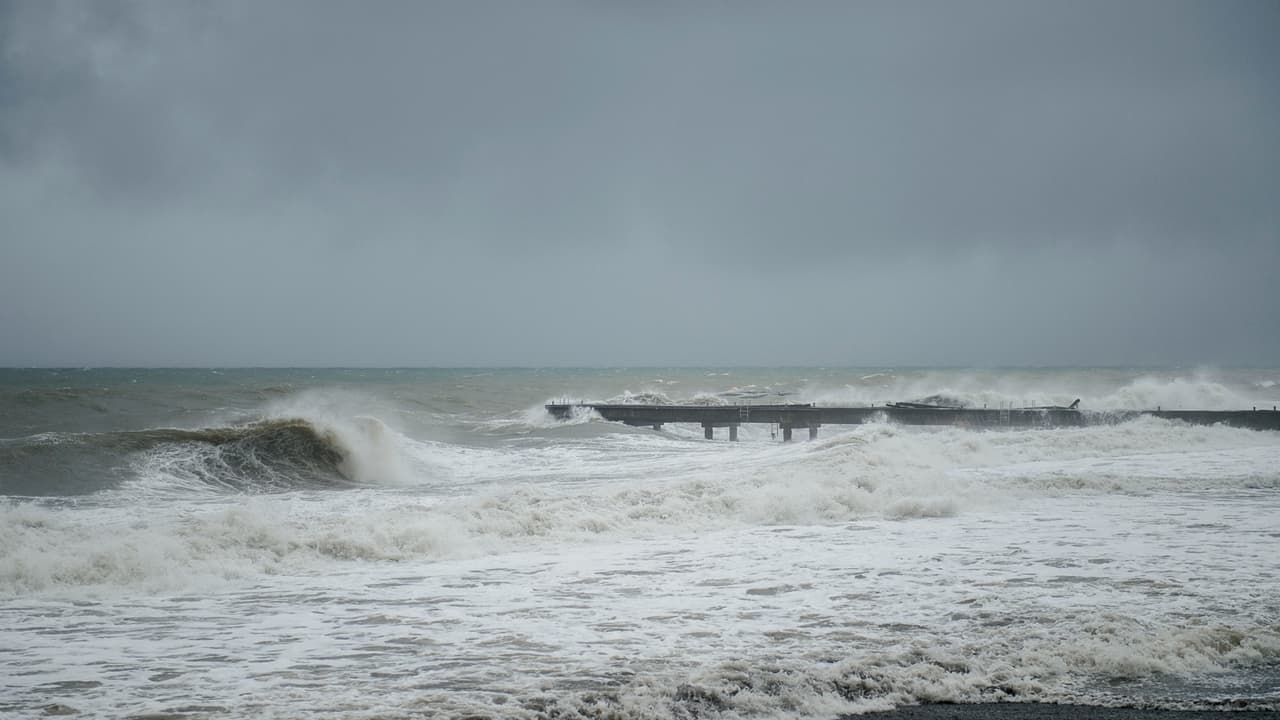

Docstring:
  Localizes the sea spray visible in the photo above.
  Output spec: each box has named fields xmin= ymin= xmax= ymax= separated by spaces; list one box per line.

xmin=803 ymin=369 xmax=1277 ymax=411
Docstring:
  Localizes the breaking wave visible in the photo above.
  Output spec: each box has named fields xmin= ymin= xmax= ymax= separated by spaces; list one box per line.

xmin=807 ymin=370 xmax=1280 ymax=411
xmin=0 ymin=415 xmax=410 ymax=497
xmin=5 ymin=417 xmax=1276 ymax=594
xmin=544 ymin=371 xmax=1279 ymax=416
xmin=505 ymin=620 xmax=1280 ymax=718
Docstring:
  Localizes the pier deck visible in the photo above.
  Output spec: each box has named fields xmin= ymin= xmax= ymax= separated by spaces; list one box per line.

xmin=545 ymin=402 xmax=1280 ymax=439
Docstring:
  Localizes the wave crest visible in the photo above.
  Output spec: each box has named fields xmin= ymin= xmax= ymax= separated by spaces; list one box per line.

xmin=1 ymin=414 xmax=411 ymax=496
xmin=125 ymin=419 xmax=353 ymax=493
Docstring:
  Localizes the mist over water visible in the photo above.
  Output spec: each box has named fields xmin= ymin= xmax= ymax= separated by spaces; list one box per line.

xmin=2 ymin=367 xmax=1279 ymax=719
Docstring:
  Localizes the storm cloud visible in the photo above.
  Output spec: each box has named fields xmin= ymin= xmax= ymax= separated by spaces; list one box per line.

xmin=2 ymin=0 xmax=1277 ymax=366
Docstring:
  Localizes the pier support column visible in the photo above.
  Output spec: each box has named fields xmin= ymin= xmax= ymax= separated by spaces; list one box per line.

xmin=782 ymin=426 xmax=793 ymax=442
xmin=729 ymin=424 xmax=738 ymax=442
xmin=703 ymin=424 xmax=714 ymax=440
xmin=809 ymin=424 xmax=820 ymax=441
xmin=652 ymin=424 xmax=662 ymax=431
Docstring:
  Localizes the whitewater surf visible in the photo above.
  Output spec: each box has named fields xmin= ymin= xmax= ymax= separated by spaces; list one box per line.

xmin=1 ymin=367 xmax=1278 ymax=719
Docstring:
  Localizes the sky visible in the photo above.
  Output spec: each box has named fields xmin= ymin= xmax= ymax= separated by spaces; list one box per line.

xmin=1 ymin=0 xmax=1277 ymax=367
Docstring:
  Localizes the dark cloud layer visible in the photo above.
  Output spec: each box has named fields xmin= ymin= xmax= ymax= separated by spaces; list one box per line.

xmin=1 ymin=0 xmax=1277 ymax=366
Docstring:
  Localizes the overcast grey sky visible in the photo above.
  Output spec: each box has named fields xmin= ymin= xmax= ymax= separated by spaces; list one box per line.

xmin=1 ymin=0 xmax=1276 ymax=367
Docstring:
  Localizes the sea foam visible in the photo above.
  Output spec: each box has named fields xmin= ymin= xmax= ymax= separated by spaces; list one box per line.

xmin=5 ymin=417 xmax=1275 ymax=596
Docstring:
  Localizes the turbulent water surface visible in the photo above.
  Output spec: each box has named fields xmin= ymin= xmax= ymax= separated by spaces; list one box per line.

xmin=2 ymin=367 xmax=1279 ymax=719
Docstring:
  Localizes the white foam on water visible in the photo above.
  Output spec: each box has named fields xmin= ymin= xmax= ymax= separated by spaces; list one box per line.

xmin=3 ymin=405 xmax=1278 ymax=718
xmin=4 ymin=420 xmax=1275 ymax=593
xmin=5 ymin=495 xmax=1277 ymax=717
xmin=482 ymin=401 xmax=604 ymax=431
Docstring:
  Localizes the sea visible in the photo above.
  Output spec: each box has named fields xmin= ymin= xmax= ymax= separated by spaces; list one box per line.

xmin=1 ymin=367 xmax=1278 ymax=719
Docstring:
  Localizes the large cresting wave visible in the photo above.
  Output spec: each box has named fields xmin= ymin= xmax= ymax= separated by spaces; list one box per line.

xmin=0 ymin=415 xmax=409 ymax=497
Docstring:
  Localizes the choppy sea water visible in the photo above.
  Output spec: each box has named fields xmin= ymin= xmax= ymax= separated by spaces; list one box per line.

xmin=1 ymin=367 xmax=1278 ymax=719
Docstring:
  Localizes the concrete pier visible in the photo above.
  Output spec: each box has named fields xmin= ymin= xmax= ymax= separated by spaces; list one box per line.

xmin=545 ymin=402 xmax=1280 ymax=437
